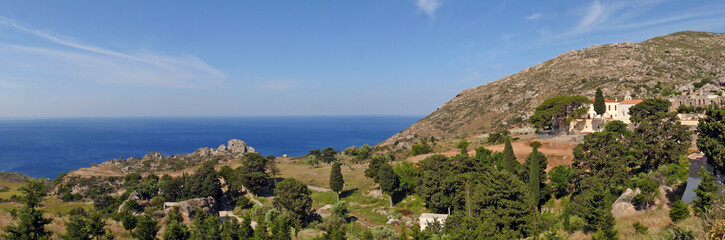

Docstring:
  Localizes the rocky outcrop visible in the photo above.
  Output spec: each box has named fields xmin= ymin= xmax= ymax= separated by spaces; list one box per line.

xmin=102 ymin=139 xmax=256 ymax=173
xmin=164 ymin=197 xmax=217 ymax=217
xmin=143 ymin=152 xmax=163 ymax=161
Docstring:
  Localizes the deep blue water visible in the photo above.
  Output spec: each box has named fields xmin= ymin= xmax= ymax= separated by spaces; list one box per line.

xmin=0 ymin=116 xmax=419 ymax=178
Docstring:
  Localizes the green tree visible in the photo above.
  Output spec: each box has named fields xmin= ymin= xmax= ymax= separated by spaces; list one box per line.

xmin=416 ymin=155 xmax=465 ymax=214
xmin=456 ymin=140 xmax=470 ymax=157
xmin=572 ymin=131 xmax=633 ymax=191
xmin=697 ymin=106 xmax=725 ymax=173
xmin=630 ymin=99 xmax=691 ymax=171
xmin=186 ymin=160 xmax=223 ymax=201
xmin=528 ymin=142 xmax=542 ymax=210
xmin=669 ymin=200 xmax=690 ymax=223
xmin=632 ymin=176 xmax=659 ymax=209
xmin=570 ymin=185 xmax=614 ymax=232
xmin=267 ymin=160 xmax=281 ymax=186
xmin=329 ymin=162 xmax=345 ymax=202
xmin=502 ymin=138 xmax=518 ymax=174
xmin=239 ymin=153 xmax=270 ymax=196
xmin=549 ymin=165 xmax=573 ymax=198
xmin=63 ymin=214 xmax=91 ymax=240
xmin=133 ymin=215 xmax=159 ymax=240
xmin=522 ymin=141 xmax=548 ymax=208
xmin=410 ymin=143 xmax=431 ymax=156
xmin=591 ymin=211 xmax=618 ymax=240
xmin=273 ymin=178 xmax=312 ymax=227
xmin=164 ymin=220 xmax=190 ymax=240
xmin=594 ymin=88 xmax=605 ymax=120
xmin=468 ymin=170 xmax=532 ymax=238
xmin=240 ymin=217 xmax=254 ymax=239
xmin=529 ymin=95 xmax=591 ymax=131
xmin=364 ymin=155 xmax=386 ymax=182
xmin=2 ymin=179 xmax=53 ymax=240
xmin=304 ymin=155 xmax=320 ymax=168
xmin=252 ymin=220 xmax=268 ymax=240
xmin=190 ymin=215 xmax=221 ymax=240
xmin=393 ymin=161 xmax=419 ymax=194
xmin=377 ymin=163 xmax=399 ymax=207
xmin=693 ymin=167 xmax=720 ymax=216
xmin=159 ymin=174 xmax=183 ymax=202
xmin=87 ymin=212 xmax=106 ymax=240
xmin=120 ymin=212 xmax=137 ymax=235
xmin=321 ymin=147 xmax=339 ymax=164
xmin=270 ymin=214 xmax=291 ymax=240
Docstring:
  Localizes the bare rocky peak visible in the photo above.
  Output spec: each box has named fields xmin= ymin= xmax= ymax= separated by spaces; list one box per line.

xmin=379 ymin=31 xmax=725 ymax=149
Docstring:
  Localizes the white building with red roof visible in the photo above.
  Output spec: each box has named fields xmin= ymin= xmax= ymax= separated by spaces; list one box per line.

xmin=570 ymin=94 xmax=643 ymax=133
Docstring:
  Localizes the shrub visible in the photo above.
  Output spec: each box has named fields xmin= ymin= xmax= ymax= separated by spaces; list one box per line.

xmin=669 ymin=200 xmax=690 ymax=223
xmin=149 ymin=196 xmax=165 ymax=209
xmin=331 ymin=202 xmax=349 ymax=220
xmin=236 ymin=196 xmax=253 ymax=209
xmin=369 ymin=226 xmax=396 ymax=240
xmin=410 ymin=143 xmax=431 ymax=156
xmin=633 ymin=222 xmax=648 ymax=234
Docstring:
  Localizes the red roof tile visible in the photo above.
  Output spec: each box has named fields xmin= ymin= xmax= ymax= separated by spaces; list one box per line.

xmin=620 ymin=99 xmax=643 ymax=104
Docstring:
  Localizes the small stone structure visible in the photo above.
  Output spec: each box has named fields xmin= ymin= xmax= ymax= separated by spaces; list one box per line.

xmin=419 ymin=213 xmax=448 ymax=230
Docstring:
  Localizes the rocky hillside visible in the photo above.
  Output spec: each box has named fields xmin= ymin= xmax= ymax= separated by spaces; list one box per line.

xmin=380 ymin=31 xmax=725 ymax=148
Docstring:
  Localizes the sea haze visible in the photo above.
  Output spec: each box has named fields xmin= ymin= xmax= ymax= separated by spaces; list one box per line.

xmin=0 ymin=116 xmax=420 ymax=178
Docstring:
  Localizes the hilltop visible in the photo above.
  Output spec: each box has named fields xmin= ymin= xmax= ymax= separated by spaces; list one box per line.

xmin=379 ymin=31 xmax=725 ymax=148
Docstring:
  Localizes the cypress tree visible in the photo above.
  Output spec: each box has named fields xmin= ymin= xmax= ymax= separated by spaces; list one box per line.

xmin=329 ymin=162 xmax=345 ymax=202
xmin=693 ymin=167 xmax=720 ymax=216
xmin=377 ymin=164 xmax=399 ymax=207
xmin=503 ymin=138 xmax=517 ymax=173
xmin=528 ymin=141 xmax=542 ymax=211
xmin=594 ymin=88 xmax=605 ymax=120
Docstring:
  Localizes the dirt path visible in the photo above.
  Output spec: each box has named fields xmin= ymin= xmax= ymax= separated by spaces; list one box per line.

xmin=407 ymin=139 xmax=578 ymax=171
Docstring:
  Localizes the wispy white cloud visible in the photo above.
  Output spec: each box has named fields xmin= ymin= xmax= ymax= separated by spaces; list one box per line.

xmin=0 ymin=17 xmax=226 ymax=88
xmin=524 ymin=13 xmax=542 ymax=20
xmin=417 ymin=0 xmax=442 ymax=19
xmin=258 ymin=80 xmax=298 ymax=91
xmin=538 ymin=0 xmax=725 ymax=44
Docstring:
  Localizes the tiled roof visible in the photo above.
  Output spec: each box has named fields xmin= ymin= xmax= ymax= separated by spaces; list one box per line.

xmin=620 ymin=99 xmax=643 ymax=104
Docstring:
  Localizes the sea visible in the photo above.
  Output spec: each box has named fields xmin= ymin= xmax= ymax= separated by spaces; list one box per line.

xmin=0 ymin=116 xmax=420 ymax=179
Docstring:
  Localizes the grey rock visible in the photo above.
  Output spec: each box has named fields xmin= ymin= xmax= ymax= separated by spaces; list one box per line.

xmin=228 ymin=139 xmax=255 ymax=154
xmin=143 ymin=152 xmax=163 ymax=161
xmin=611 ymin=188 xmax=639 ymax=218
xmin=164 ymin=197 xmax=217 ymax=217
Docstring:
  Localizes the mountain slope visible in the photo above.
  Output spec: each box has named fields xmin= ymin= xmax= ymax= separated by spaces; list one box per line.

xmin=380 ymin=31 xmax=725 ymax=148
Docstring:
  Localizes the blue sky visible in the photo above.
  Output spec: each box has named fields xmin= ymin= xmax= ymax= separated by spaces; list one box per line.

xmin=1 ymin=0 xmax=725 ymax=117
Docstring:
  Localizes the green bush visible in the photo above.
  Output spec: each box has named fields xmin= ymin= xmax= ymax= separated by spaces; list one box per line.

xmin=669 ymin=200 xmax=690 ymax=223
xmin=633 ymin=222 xmax=648 ymax=234
xmin=410 ymin=143 xmax=431 ymax=156
xmin=331 ymin=202 xmax=349 ymax=220
xmin=236 ymin=196 xmax=253 ymax=209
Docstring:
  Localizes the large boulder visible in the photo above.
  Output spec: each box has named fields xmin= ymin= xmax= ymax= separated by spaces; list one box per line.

xmin=164 ymin=197 xmax=217 ymax=217
xmin=227 ymin=139 xmax=255 ymax=154
xmin=611 ymin=188 xmax=639 ymax=218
